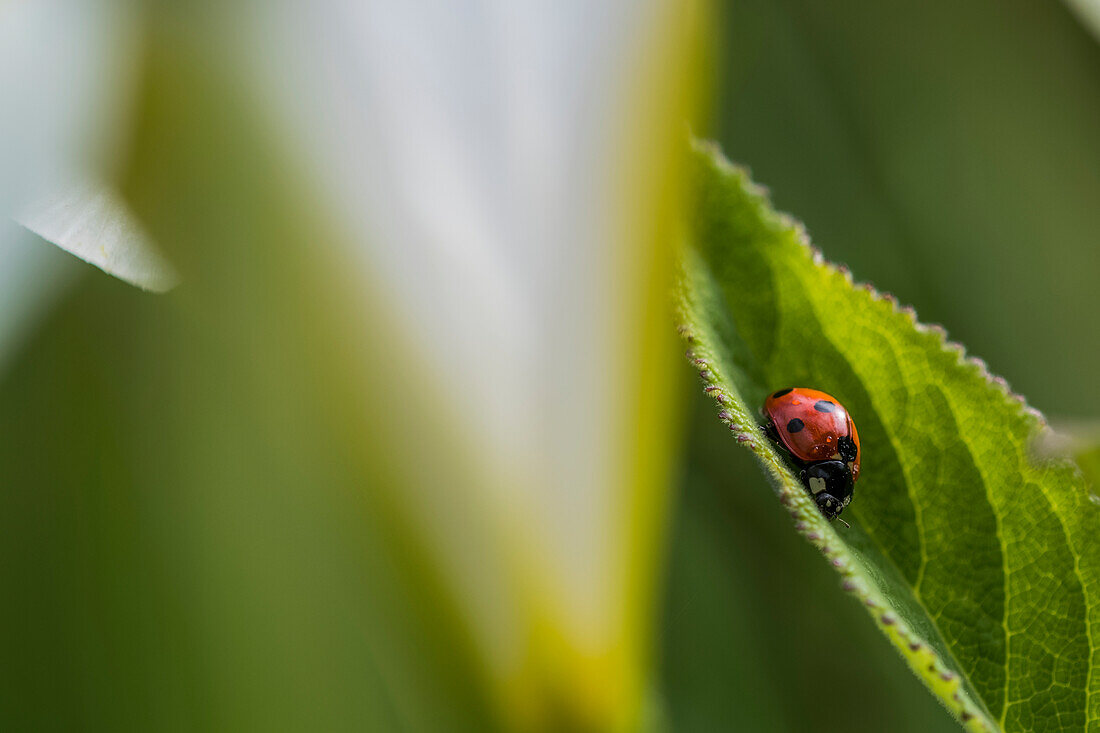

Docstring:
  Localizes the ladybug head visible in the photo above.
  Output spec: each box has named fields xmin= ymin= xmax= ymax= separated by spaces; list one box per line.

xmin=801 ymin=460 xmax=854 ymax=522
xmin=816 ymin=492 xmax=846 ymax=521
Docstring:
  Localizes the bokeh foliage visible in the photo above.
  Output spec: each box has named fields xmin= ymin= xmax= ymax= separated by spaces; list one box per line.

xmin=709 ymin=0 xmax=1100 ymax=418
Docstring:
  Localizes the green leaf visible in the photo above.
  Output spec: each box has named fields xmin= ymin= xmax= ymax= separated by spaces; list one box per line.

xmin=674 ymin=140 xmax=1100 ymax=732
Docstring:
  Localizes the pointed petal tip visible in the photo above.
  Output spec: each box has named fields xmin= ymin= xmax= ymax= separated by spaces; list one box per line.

xmin=14 ymin=175 xmax=180 ymax=293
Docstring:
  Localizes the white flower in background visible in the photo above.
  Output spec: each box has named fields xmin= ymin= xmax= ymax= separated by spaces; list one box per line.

xmin=228 ymin=1 xmax=700 ymax=723
xmin=15 ymin=173 xmax=177 ymax=293
xmin=1064 ymin=0 xmax=1100 ymax=41
xmin=0 ymin=0 xmax=701 ymax=726
xmin=0 ymin=0 xmax=175 ymax=293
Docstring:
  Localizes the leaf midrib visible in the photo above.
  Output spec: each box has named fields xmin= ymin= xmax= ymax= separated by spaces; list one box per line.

xmin=1006 ymin=435 xmax=1095 ymax=729
xmin=787 ymin=213 xmax=1099 ymax=730
xmin=782 ymin=258 xmax=1000 ymax=723
xmin=682 ymin=141 xmax=1100 ymax=732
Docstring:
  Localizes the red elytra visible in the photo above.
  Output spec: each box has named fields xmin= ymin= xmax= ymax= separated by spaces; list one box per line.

xmin=763 ymin=387 xmax=861 ymax=481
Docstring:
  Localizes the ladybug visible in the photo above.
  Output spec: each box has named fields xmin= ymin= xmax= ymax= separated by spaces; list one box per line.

xmin=761 ymin=387 xmax=861 ymax=525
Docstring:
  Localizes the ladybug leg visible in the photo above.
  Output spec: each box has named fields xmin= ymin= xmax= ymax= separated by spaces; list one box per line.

xmin=761 ymin=419 xmax=780 ymax=443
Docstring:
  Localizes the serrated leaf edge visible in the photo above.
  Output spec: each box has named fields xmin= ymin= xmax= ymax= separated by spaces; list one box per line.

xmin=669 ymin=139 xmax=1057 ymax=732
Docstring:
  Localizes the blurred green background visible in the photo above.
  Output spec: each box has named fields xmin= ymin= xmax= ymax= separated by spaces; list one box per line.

xmin=1 ymin=0 xmax=1098 ymax=731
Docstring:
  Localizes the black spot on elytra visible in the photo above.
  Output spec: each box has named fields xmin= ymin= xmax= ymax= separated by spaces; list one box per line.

xmin=814 ymin=400 xmax=836 ymax=413
xmin=838 ymin=435 xmax=857 ymax=462
xmin=772 ymin=388 xmax=793 ymax=399
xmin=787 ymin=418 xmax=804 ymax=433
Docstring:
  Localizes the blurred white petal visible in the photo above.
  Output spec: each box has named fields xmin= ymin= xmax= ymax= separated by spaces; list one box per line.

xmin=234 ymin=0 xmax=697 ymax=721
xmin=0 ymin=0 xmax=138 ymax=208
xmin=1063 ymin=0 xmax=1100 ymax=42
xmin=0 ymin=0 xmax=170 ymax=291
xmin=16 ymin=174 xmax=179 ymax=293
